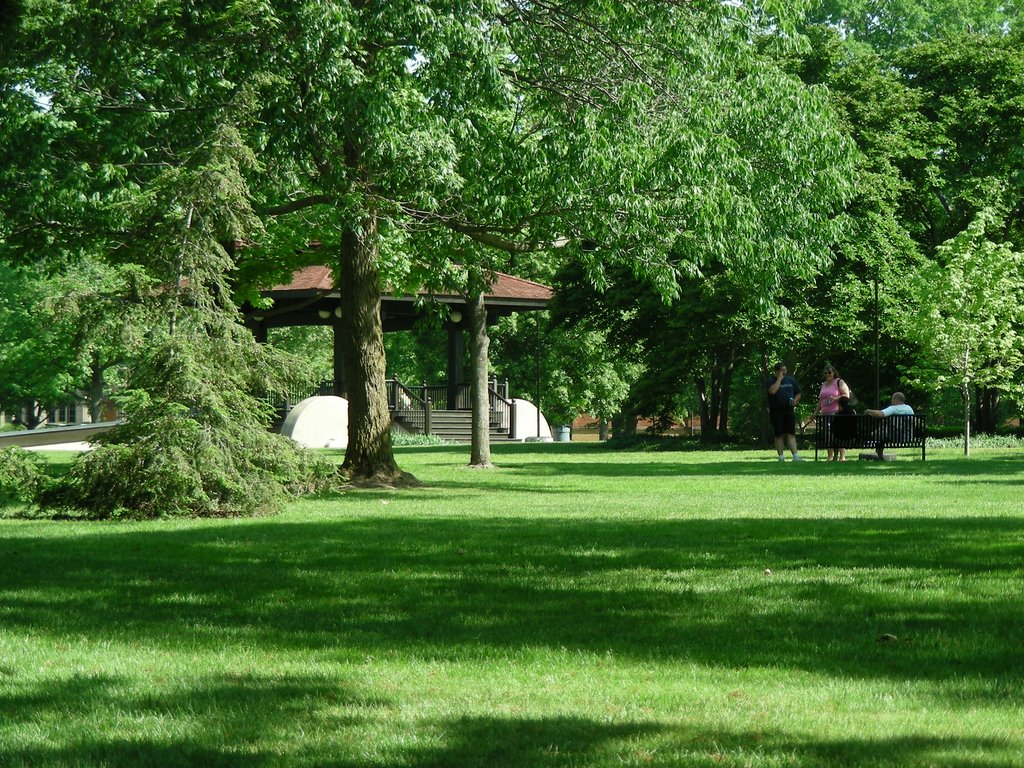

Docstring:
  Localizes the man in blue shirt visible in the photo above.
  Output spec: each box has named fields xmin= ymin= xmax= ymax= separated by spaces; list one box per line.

xmin=765 ymin=362 xmax=803 ymax=462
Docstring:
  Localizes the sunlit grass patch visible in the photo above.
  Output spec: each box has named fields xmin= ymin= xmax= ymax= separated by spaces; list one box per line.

xmin=1 ymin=444 xmax=1022 ymax=766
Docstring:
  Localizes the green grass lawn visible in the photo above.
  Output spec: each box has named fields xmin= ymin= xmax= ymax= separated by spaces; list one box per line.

xmin=1 ymin=444 xmax=1023 ymax=767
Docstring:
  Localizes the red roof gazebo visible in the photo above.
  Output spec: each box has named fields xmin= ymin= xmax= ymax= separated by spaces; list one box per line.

xmin=243 ymin=265 xmax=552 ymax=401
xmin=246 ymin=264 xmax=551 ymax=332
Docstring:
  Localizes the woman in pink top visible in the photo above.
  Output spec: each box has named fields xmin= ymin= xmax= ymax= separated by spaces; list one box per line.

xmin=805 ymin=365 xmax=851 ymax=461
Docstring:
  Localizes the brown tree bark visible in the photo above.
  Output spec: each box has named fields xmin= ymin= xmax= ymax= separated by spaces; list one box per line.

xmin=337 ymin=214 xmax=417 ymax=486
xmin=612 ymin=405 xmax=638 ymax=437
xmin=695 ymin=347 xmax=736 ymax=442
xmin=467 ymin=287 xmax=493 ymax=468
xmin=976 ymin=385 xmax=1000 ymax=433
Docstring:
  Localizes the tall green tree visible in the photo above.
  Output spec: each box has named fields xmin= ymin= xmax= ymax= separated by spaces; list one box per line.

xmin=807 ymin=0 xmax=1018 ymax=52
xmin=43 ymin=130 xmax=335 ymax=518
xmin=783 ymin=25 xmax=926 ymax=407
xmin=905 ymin=209 xmax=1024 ymax=455
xmin=546 ymin=41 xmax=859 ymax=439
xmin=0 ymin=259 xmax=146 ymax=426
xmin=244 ymin=0 xmax=864 ymax=477
xmin=1 ymin=4 xmax=333 ymax=516
xmin=898 ymin=33 xmax=1024 ymax=428
xmin=893 ymin=35 xmax=1024 ymax=255
xmin=4 ymin=0 xmax=856 ymax=491
xmin=788 ymin=20 xmax=1024 ymax=420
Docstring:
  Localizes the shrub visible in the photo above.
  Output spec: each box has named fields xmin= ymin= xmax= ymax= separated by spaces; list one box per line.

xmin=927 ymin=433 xmax=1024 ymax=450
xmin=390 ymin=428 xmax=454 ymax=447
xmin=0 ymin=446 xmax=50 ymax=505
xmin=37 ymin=344 xmax=338 ymax=519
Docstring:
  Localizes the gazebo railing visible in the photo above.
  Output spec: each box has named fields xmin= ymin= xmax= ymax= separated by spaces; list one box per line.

xmin=489 ymin=385 xmax=514 ymax=435
xmin=394 ymin=378 xmax=509 ymax=411
xmin=274 ymin=380 xmax=336 ymax=413
xmin=274 ymin=377 xmax=513 ymax=437
xmin=389 ymin=378 xmax=431 ymax=435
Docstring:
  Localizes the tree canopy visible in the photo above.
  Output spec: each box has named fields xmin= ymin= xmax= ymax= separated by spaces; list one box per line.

xmin=1 ymin=0 xmax=861 ymax=493
xmin=4 ymin=0 xmax=1021 ymax=511
xmin=905 ymin=209 xmax=1024 ymax=455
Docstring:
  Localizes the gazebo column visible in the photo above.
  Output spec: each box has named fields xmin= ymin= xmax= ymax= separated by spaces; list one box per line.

xmin=446 ymin=315 xmax=464 ymax=410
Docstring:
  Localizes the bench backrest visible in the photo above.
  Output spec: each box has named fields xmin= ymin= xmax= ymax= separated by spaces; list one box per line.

xmin=884 ymin=414 xmax=920 ymax=444
xmin=815 ymin=414 xmax=926 ymax=447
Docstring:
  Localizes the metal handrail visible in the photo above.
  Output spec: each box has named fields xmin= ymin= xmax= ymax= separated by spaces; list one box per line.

xmin=390 ymin=378 xmax=430 ymax=434
xmin=488 ymin=384 xmax=513 ymax=433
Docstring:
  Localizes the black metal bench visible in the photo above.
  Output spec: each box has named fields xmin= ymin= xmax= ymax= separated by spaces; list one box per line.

xmin=814 ymin=414 xmax=927 ymax=461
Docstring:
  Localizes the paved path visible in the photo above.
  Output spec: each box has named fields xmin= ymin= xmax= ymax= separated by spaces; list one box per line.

xmin=24 ymin=441 xmax=93 ymax=452
xmin=0 ymin=422 xmax=118 ymax=451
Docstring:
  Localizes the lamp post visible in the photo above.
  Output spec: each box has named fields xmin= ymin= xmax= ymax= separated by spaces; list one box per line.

xmin=535 ymin=317 xmax=542 ymax=438
xmin=446 ymin=307 xmax=463 ymax=410
xmin=874 ymin=276 xmax=880 ymax=408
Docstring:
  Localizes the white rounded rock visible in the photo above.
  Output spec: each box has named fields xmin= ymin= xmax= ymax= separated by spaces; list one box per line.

xmin=280 ymin=396 xmax=348 ymax=449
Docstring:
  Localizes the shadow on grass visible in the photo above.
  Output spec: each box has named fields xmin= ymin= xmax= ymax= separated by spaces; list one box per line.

xmin=2 ymin=515 xmax=1022 ymax=682
xmin=1 ymin=709 xmax=1015 ymax=767
xmin=3 ymin=508 xmax=1024 ymax=766
xmin=1 ymin=673 xmax=386 ymax=768
xmin=331 ymin=717 xmax=1016 ymax=768
xmin=415 ymin=443 xmax=1024 ymax=482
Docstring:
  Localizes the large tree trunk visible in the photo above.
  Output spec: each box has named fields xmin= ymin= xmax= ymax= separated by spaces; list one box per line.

xmin=709 ymin=364 xmax=721 ymax=436
xmin=715 ymin=347 xmax=736 ymax=438
xmin=697 ymin=347 xmax=736 ymax=442
xmin=695 ymin=375 xmax=711 ymax=436
xmin=975 ymin=385 xmax=1000 ymax=433
xmin=337 ymin=215 xmax=416 ymax=486
xmin=612 ymin=404 xmax=638 ymax=437
xmin=23 ymin=399 xmax=43 ymax=430
xmin=467 ymin=288 xmax=493 ymax=468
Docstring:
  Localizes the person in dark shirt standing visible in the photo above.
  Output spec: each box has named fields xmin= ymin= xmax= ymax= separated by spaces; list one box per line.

xmin=766 ymin=362 xmax=803 ymax=462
